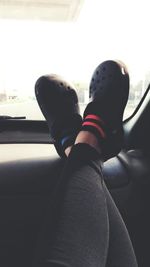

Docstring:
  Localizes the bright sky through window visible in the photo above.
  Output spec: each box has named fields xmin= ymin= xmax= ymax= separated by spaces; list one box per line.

xmin=0 ymin=0 xmax=150 ymax=97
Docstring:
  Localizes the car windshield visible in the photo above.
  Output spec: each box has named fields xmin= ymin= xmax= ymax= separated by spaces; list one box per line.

xmin=0 ymin=0 xmax=149 ymax=120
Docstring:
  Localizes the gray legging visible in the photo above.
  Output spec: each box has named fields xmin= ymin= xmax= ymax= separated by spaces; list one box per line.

xmin=32 ymin=143 xmax=138 ymax=267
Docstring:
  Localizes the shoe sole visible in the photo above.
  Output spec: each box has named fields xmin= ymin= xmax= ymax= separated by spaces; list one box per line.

xmin=35 ymin=74 xmax=81 ymax=157
xmin=89 ymin=60 xmax=129 ymax=129
xmin=35 ymin=74 xmax=79 ymax=129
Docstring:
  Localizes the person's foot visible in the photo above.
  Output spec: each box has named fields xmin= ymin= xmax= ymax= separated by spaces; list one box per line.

xmin=81 ymin=60 xmax=129 ymax=161
xmin=35 ymin=74 xmax=82 ymax=157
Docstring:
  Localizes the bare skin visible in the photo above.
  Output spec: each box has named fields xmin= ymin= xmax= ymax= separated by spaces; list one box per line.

xmin=65 ymin=131 xmax=102 ymax=157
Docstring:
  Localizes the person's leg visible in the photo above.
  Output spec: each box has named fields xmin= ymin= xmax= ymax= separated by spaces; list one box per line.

xmin=32 ymin=143 xmax=109 ymax=267
xmin=70 ymin=131 xmax=138 ymax=267
xmin=32 ymin=138 xmax=137 ymax=267
xmin=33 ymin=76 xmax=109 ymax=267
xmin=82 ymin=60 xmax=137 ymax=266
xmin=33 ymin=61 xmax=138 ymax=267
xmin=104 ymin=183 xmax=137 ymax=267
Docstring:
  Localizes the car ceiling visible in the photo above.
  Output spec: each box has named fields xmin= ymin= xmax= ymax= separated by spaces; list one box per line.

xmin=0 ymin=0 xmax=85 ymax=21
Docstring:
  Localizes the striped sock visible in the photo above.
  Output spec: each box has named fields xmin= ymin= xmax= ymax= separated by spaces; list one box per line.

xmin=82 ymin=114 xmax=107 ymax=142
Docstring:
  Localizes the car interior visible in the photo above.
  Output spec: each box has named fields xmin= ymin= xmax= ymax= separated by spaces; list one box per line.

xmin=0 ymin=0 xmax=150 ymax=266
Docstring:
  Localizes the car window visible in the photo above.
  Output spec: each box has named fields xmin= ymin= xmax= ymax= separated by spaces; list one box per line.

xmin=0 ymin=0 xmax=149 ymax=120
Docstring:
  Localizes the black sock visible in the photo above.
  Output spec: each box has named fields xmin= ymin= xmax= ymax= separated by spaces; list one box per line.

xmin=81 ymin=114 xmax=107 ymax=142
xmin=55 ymin=114 xmax=82 ymax=153
xmin=60 ymin=133 xmax=77 ymax=151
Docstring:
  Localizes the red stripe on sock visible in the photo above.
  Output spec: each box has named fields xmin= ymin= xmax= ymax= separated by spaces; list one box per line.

xmin=82 ymin=121 xmax=106 ymax=138
xmin=85 ymin=114 xmax=104 ymax=123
